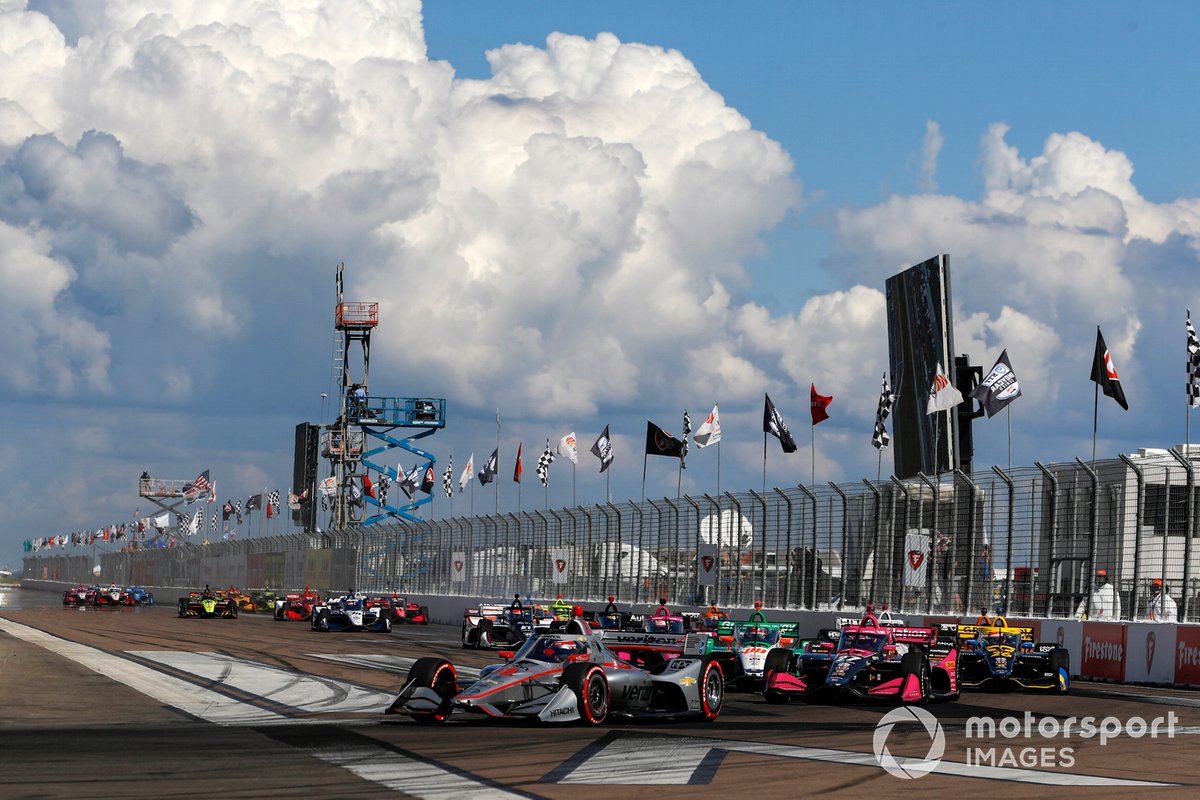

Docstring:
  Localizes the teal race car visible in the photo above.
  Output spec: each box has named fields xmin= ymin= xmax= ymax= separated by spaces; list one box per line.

xmin=698 ymin=605 xmax=800 ymax=690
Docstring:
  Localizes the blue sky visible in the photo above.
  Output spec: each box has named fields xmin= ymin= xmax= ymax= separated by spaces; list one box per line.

xmin=3 ymin=1 xmax=1200 ymax=569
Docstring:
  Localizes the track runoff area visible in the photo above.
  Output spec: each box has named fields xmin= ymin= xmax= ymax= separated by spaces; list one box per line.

xmin=3 ymin=602 xmax=1200 ymax=799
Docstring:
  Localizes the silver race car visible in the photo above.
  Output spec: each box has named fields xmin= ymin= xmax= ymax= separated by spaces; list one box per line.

xmin=387 ymin=629 xmax=724 ymax=724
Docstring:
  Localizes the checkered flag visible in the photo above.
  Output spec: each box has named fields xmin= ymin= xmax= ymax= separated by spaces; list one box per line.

xmin=377 ymin=474 xmax=390 ymax=506
xmin=267 ymin=489 xmax=280 ymax=512
xmin=443 ymin=456 xmax=453 ymax=498
xmin=210 ymin=508 xmax=218 ymax=532
xmin=536 ymin=439 xmax=555 ymax=487
xmin=194 ymin=508 xmax=204 ymax=536
xmin=1189 ymin=309 xmax=1200 ymax=408
xmin=872 ymin=373 xmax=896 ymax=450
xmin=234 ymin=500 xmax=242 ymax=525
xmin=681 ymin=409 xmax=691 ymax=469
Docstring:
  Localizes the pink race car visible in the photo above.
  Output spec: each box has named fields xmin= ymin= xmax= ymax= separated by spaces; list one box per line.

xmin=763 ymin=607 xmax=959 ymax=704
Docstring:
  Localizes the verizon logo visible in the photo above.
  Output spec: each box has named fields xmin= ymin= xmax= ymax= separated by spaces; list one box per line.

xmin=1085 ymin=636 xmax=1123 ymax=663
xmin=1178 ymin=641 xmax=1200 ymax=668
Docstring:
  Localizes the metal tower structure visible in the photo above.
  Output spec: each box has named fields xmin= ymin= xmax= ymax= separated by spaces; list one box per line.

xmin=321 ymin=263 xmax=446 ymax=527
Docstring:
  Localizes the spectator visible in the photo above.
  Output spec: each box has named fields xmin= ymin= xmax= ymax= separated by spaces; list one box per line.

xmin=934 ymin=534 xmax=953 ymax=612
xmin=1075 ymin=568 xmax=1121 ymax=620
xmin=1148 ymin=579 xmax=1178 ymax=622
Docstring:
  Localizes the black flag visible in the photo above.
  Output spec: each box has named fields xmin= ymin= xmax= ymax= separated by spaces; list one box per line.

xmin=477 ymin=448 xmax=499 ymax=485
xmin=1091 ymin=327 xmax=1129 ymax=410
xmin=591 ymin=425 xmax=615 ymax=473
xmin=763 ymin=393 xmax=798 ymax=453
xmin=645 ymin=420 xmax=683 ymax=458
xmin=970 ymin=349 xmax=1023 ymax=418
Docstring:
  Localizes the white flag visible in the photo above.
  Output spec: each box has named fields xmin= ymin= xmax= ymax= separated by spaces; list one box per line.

xmin=926 ymin=362 xmax=964 ymax=414
xmin=153 ymin=512 xmax=170 ymax=529
xmin=693 ymin=404 xmax=721 ymax=448
xmin=459 ymin=453 xmax=475 ymax=493
xmin=557 ymin=432 xmax=578 ymax=464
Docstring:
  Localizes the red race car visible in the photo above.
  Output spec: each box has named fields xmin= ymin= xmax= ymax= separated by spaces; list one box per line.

xmin=273 ymin=587 xmax=323 ymax=621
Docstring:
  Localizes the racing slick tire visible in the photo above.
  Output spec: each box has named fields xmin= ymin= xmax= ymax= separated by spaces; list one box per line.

xmin=900 ymin=651 xmax=931 ymax=704
xmin=312 ymin=609 xmax=331 ymax=631
xmin=476 ymin=619 xmax=494 ymax=650
xmin=1048 ymin=648 xmax=1070 ymax=694
xmin=699 ymin=657 xmax=725 ymax=720
xmin=377 ymin=616 xmax=393 ymax=633
xmin=460 ymin=621 xmax=473 ymax=648
xmin=762 ymin=648 xmax=794 ymax=704
xmin=399 ymin=657 xmax=458 ymax=724
xmin=177 ymin=599 xmax=187 ymax=618
xmin=417 ymin=606 xmax=430 ymax=625
xmin=562 ymin=663 xmax=609 ymax=725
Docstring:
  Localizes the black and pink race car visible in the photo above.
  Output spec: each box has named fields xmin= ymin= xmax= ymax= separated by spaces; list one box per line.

xmin=763 ymin=607 xmax=959 ymax=704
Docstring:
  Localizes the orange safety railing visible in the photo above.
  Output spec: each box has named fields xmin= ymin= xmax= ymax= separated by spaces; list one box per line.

xmin=336 ymin=302 xmax=378 ymax=327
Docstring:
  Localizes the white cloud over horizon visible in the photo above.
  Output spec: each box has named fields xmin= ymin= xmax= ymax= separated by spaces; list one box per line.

xmin=2 ymin=1 xmax=1199 ymax=566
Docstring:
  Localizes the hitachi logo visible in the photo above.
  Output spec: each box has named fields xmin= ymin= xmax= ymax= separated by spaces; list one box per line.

xmin=1085 ymin=636 xmax=1122 ymax=662
xmin=1178 ymin=641 xmax=1200 ymax=668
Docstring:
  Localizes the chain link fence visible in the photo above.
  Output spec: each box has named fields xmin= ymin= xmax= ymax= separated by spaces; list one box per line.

xmin=25 ymin=449 xmax=1199 ymax=620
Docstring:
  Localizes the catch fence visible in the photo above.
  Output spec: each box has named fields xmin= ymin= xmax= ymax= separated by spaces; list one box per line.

xmin=25 ymin=449 xmax=1200 ymax=620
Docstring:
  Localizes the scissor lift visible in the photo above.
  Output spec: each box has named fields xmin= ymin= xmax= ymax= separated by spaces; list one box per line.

xmin=324 ymin=264 xmax=446 ymax=529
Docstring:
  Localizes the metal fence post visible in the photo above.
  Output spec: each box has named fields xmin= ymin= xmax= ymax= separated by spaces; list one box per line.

xmin=796 ymin=483 xmax=818 ymax=609
xmin=748 ymin=490 xmax=769 ymax=606
xmin=773 ymin=488 xmax=793 ymax=610
xmin=992 ymin=466 xmax=1015 ymax=618
xmin=1169 ymin=447 xmax=1195 ymax=621
xmin=1075 ymin=458 xmax=1101 ymax=617
xmin=829 ymin=483 xmax=848 ymax=611
xmin=916 ymin=472 xmax=943 ymax=614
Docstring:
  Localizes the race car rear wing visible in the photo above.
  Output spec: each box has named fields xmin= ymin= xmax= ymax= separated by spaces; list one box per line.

xmin=600 ymin=630 xmax=706 ymax=657
xmin=957 ymin=623 xmax=1035 ymax=643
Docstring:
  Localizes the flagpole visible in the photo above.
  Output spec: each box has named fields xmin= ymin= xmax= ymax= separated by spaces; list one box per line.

xmin=676 ymin=461 xmax=682 ymax=501
xmin=641 ymin=452 xmax=648 ymax=502
xmin=495 ymin=409 xmax=501 ymax=514
xmin=762 ymin=432 xmax=768 ymax=493
xmin=1007 ymin=404 xmax=1013 ymax=471
xmin=811 ymin=418 xmax=816 ymax=487
xmin=572 ymin=462 xmax=577 ymax=507
xmin=1092 ymin=380 xmax=1099 ymax=467
xmin=716 ymin=440 xmax=722 ymax=498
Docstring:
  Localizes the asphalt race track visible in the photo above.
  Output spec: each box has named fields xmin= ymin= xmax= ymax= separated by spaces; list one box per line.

xmin=3 ymin=595 xmax=1200 ymax=799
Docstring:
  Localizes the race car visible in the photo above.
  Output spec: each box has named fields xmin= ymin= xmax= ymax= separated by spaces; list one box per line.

xmin=461 ymin=601 xmax=555 ymax=648
xmin=62 ymin=584 xmax=94 ymax=606
xmin=598 ymin=605 xmax=706 ymax=671
xmin=701 ymin=613 xmax=801 ymax=690
xmin=366 ymin=594 xmax=430 ymax=625
xmin=763 ymin=607 xmax=959 ymax=704
xmin=387 ymin=628 xmax=725 ymax=725
xmin=273 ymin=587 xmax=323 ymax=621
xmin=122 ymin=586 xmax=155 ymax=606
xmin=92 ymin=584 xmax=125 ymax=606
xmin=957 ymin=616 xmax=1069 ymax=694
xmin=177 ymin=588 xmax=239 ymax=619
xmin=235 ymin=589 xmax=277 ymax=613
xmin=684 ymin=604 xmax=731 ymax=632
xmin=311 ymin=592 xmax=392 ymax=632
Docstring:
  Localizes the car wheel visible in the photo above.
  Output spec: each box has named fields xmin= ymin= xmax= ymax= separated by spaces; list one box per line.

xmin=460 ymin=622 xmax=472 ymax=649
xmin=900 ymin=652 xmax=930 ymax=704
xmin=396 ymin=657 xmax=457 ymax=723
xmin=177 ymin=599 xmax=186 ymax=618
xmin=562 ymin=664 xmax=609 ymax=725
xmin=700 ymin=658 xmax=724 ymax=720
xmin=1048 ymin=649 xmax=1070 ymax=694
xmin=476 ymin=619 xmax=493 ymax=649
xmin=313 ymin=609 xmax=330 ymax=631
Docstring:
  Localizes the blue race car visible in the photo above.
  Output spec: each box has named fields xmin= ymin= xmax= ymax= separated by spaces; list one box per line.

xmin=957 ymin=616 xmax=1069 ymax=693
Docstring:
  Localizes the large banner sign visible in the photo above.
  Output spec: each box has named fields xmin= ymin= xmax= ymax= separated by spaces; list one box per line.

xmin=697 ymin=543 xmax=718 ymax=587
xmin=551 ymin=548 xmax=570 ymax=585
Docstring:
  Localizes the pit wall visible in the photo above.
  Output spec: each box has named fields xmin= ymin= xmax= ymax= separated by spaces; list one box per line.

xmin=17 ymin=579 xmax=1197 ymax=687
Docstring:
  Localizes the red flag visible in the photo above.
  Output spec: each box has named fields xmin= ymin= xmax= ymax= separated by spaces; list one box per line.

xmin=810 ymin=383 xmax=833 ymax=425
xmin=514 ymin=442 xmax=524 ymax=483
xmin=267 ymin=502 xmax=274 ymax=519
xmin=362 ymin=473 xmax=376 ymax=499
